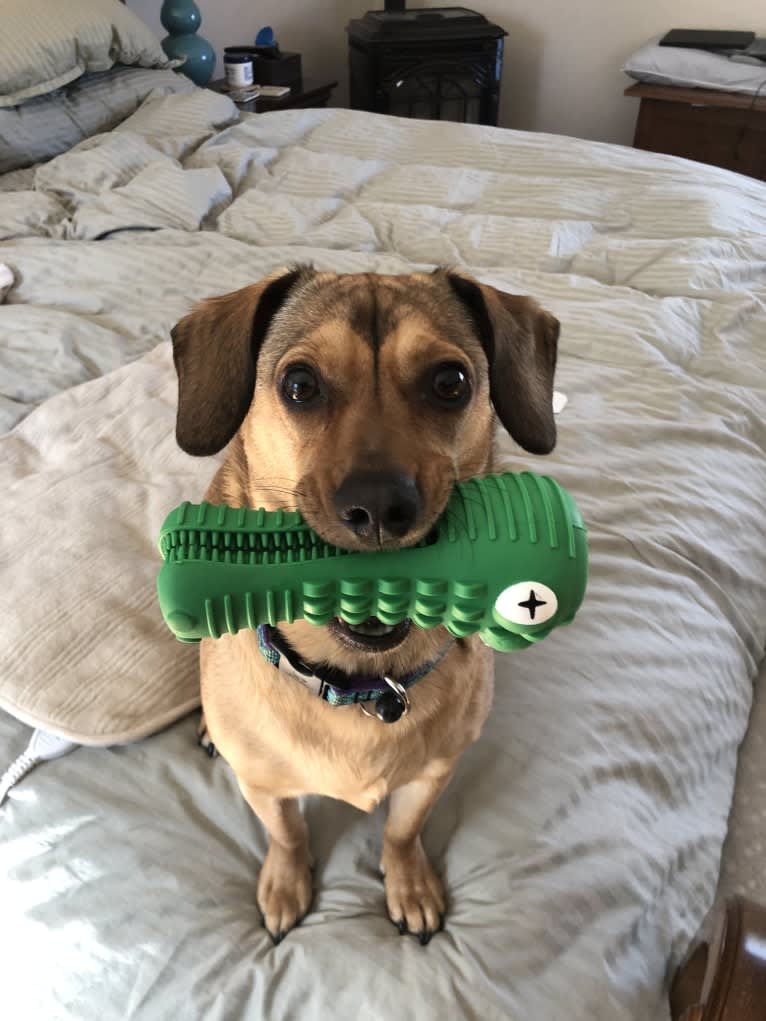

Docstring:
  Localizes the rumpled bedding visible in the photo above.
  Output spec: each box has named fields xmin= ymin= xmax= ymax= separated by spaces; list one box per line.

xmin=0 ymin=65 xmax=195 ymax=174
xmin=2 ymin=87 xmax=766 ymax=1021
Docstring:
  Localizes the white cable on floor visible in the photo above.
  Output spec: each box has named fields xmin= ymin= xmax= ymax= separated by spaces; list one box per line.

xmin=0 ymin=729 xmax=79 ymax=805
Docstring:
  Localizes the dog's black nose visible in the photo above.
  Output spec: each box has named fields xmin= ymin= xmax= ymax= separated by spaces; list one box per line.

xmin=334 ymin=470 xmax=420 ymax=542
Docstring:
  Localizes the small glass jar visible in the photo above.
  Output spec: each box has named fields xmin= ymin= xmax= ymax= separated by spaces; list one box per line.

xmin=223 ymin=51 xmax=254 ymax=91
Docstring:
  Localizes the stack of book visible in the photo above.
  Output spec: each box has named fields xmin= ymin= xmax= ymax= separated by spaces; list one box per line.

xmin=217 ymin=81 xmax=293 ymax=105
xmin=228 ymin=85 xmax=261 ymax=103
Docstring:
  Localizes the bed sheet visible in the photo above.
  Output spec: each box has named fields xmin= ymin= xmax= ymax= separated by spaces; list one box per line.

xmin=2 ymin=92 xmax=766 ymax=1021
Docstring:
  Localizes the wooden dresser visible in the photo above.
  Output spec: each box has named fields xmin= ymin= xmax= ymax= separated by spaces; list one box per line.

xmin=625 ymin=82 xmax=766 ymax=182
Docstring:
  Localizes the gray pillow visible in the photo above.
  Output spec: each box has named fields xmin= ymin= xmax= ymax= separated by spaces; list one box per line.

xmin=624 ymin=36 xmax=766 ymax=94
xmin=0 ymin=0 xmax=177 ymax=108
xmin=0 ymin=66 xmax=196 ymax=174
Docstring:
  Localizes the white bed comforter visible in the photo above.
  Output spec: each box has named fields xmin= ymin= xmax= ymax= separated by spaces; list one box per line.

xmin=2 ymin=89 xmax=766 ymax=1021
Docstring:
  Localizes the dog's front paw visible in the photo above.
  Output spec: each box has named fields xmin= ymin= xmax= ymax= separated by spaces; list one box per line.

xmin=257 ymin=843 xmax=313 ymax=945
xmin=381 ymin=838 xmax=445 ymax=945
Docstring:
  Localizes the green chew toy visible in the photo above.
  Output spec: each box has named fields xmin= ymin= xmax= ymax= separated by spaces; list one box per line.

xmin=157 ymin=471 xmax=587 ymax=652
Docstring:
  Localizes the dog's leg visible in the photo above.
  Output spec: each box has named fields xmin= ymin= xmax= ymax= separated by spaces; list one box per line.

xmin=380 ymin=764 xmax=456 ymax=945
xmin=239 ymin=783 xmax=313 ymax=944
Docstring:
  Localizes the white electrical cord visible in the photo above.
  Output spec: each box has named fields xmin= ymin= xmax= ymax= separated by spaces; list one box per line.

xmin=0 ymin=729 xmax=79 ymax=805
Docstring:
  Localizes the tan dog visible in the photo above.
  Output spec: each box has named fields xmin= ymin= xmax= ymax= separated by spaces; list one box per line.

xmin=171 ymin=267 xmax=559 ymax=945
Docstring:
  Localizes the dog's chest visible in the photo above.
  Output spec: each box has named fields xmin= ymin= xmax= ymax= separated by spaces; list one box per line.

xmin=203 ymin=630 xmax=493 ymax=814
xmin=314 ymin=765 xmax=391 ymax=814
xmin=278 ymin=724 xmax=424 ymax=813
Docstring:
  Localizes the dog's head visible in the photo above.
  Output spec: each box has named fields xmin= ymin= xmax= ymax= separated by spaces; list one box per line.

xmin=171 ymin=267 xmax=558 ymax=554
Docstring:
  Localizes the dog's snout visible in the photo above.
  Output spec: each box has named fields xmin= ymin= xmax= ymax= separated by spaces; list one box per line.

xmin=334 ymin=470 xmax=420 ymax=542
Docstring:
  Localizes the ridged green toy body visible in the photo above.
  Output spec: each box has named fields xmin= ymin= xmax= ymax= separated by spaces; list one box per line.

xmin=157 ymin=471 xmax=587 ymax=652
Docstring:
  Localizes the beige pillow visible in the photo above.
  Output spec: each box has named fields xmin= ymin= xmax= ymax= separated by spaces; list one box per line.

xmin=0 ymin=0 xmax=178 ymax=109
xmin=0 ymin=343 xmax=210 ymax=744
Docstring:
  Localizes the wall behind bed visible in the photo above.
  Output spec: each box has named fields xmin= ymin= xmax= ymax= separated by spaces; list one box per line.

xmin=128 ymin=0 xmax=764 ymax=145
xmin=462 ymin=0 xmax=765 ymax=144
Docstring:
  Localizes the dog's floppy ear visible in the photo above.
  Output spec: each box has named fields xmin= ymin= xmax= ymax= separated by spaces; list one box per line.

xmin=445 ymin=272 xmax=559 ymax=455
xmin=171 ymin=266 xmax=309 ymax=456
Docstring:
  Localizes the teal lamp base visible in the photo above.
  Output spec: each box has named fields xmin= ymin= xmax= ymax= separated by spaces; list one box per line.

xmin=160 ymin=0 xmax=216 ymax=87
xmin=162 ymin=34 xmax=216 ymax=86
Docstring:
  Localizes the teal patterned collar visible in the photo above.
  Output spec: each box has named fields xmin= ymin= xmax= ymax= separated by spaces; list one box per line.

xmin=256 ymin=624 xmax=455 ymax=723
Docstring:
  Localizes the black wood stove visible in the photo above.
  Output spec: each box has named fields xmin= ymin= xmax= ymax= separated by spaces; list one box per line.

xmin=347 ymin=3 xmax=507 ymax=126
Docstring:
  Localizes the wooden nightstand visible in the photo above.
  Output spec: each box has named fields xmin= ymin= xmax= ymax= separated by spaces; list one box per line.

xmin=209 ymin=78 xmax=338 ymax=113
xmin=625 ymin=83 xmax=766 ymax=182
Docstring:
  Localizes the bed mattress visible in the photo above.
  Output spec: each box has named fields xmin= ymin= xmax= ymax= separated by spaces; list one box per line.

xmin=1 ymin=89 xmax=766 ymax=1020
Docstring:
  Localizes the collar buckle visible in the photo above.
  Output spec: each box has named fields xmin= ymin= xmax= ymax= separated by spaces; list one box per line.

xmin=359 ymin=674 xmax=411 ymax=723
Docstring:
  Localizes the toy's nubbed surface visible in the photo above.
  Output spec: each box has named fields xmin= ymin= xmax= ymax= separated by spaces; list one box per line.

xmin=157 ymin=471 xmax=587 ymax=652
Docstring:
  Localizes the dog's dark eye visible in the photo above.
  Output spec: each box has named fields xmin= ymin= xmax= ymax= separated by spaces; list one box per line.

xmin=431 ymin=363 xmax=471 ymax=406
xmin=282 ymin=365 xmax=320 ymax=405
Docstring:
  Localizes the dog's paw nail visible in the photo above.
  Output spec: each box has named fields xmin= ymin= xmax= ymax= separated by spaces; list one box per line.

xmin=197 ymin=729 xmax=219 ymax=758
xmin=395 ymin=919 xmax=407 ymax=935
xmin=418 ymin=930 xmax=433 ymax=946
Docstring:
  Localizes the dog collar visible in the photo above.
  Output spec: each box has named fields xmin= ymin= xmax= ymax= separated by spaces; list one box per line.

xmin=256 ymin=624 xmax=455 ymax=723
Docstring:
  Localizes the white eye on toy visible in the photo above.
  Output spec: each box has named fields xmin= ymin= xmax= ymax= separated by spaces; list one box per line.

xmin=494 ymin=582 xmax=558 ymax=627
